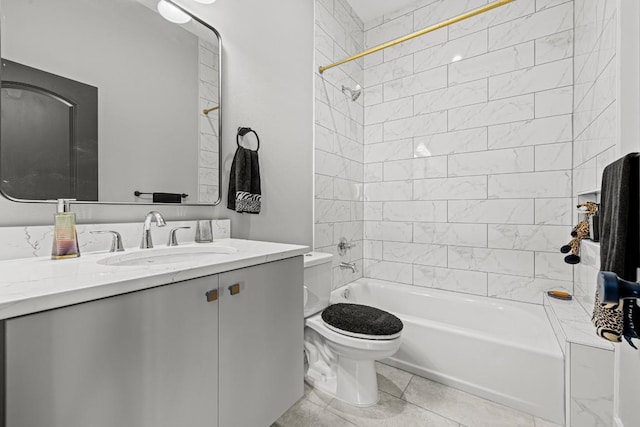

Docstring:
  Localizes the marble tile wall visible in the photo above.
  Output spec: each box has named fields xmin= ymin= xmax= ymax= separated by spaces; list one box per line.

xmin=198 ymin=38 xmax=220 ymax=203
xmin=571 ymin=0 xmax=617 ymax=318
xmin=361 ymin=0 xmax=575 ymax=304
xmin=314 ymin=0 xmax=365 ymax=289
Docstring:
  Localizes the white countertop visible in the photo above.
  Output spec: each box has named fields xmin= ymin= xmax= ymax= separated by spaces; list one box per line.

xmin=0 ymin=239 xmax=308 ymax=320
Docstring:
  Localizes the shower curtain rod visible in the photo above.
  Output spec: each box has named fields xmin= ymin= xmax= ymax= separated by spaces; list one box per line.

xmin=318 ymin=0 xmax=515 ymax=74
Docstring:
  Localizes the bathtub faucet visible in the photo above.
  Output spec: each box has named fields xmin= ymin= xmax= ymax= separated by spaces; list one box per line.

xmin=339 ymin=261 xmax=358 ymax=273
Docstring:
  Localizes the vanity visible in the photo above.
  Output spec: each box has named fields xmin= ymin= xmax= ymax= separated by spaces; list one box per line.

xmin=0 ymin=238 xmax=307 ymax=427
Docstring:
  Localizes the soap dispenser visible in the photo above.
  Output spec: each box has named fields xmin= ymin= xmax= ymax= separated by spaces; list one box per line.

xmin=51 ymin=198 xmax=80 ymax=259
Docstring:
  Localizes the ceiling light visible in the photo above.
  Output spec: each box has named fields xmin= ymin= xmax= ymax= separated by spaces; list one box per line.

xmin=157 ymin=0 xmax=191 ymax=24
xmin=452 ymin=55 xmax=463 ymax=62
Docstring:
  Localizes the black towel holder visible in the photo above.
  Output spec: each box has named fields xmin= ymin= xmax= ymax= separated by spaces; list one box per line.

xmin=237 ymin=127 xmax=260 ymax=151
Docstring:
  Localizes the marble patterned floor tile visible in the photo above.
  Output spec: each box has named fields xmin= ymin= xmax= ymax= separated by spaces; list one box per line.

xmin=402 ymin=376 xmax=535 ymax=427
xmin=272 ymin=397 xmax=357 ymax=427
xmin=327 ymin=390 xmax=461 ymax=427
xmin=303 ymin=381 xmax=334 ymax=408
xmin=375 ymin=361 xmax=414 ymax=398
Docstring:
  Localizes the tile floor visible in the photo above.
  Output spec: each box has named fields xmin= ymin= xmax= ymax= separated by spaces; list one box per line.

xmin=273 ymin=362 xmax=563 ymax=427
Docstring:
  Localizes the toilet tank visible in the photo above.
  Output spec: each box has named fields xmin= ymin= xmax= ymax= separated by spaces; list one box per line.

xmin=303 ymin=252 xmax=333 ymax=317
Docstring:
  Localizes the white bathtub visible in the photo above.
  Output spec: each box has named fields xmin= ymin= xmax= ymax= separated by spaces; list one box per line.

xmin=332 ymin=278 xmax=565 ymax=425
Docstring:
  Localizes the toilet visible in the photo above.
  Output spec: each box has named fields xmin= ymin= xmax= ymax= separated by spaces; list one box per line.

xmin=303 ymin=252 xmax=403 ymax=407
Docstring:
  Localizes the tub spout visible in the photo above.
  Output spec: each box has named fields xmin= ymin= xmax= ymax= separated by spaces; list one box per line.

xmin=339 ymin=261 xmax=358 ymax=273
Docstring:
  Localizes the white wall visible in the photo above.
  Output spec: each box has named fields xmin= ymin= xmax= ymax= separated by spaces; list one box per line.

xmin=0 ymin=0 xmax=314 ymax=248
xmin=361 ymin=0 xmax=574 ymax=304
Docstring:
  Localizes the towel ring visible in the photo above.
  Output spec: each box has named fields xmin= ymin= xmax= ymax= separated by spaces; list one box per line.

xmin=237 ymin=127 xmax=260 ymax=151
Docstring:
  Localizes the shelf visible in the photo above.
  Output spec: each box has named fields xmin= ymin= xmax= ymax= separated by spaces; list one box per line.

xmin=577 ymin=188 xmax=601 ymax=197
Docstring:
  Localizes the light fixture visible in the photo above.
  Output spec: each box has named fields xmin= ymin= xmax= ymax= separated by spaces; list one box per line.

xmin=193 ymin=0 xmax=217 ymax=3
xmin=157 ymin=0 xmax=191 ymax=24
xmin=451 ymin=55 xmax=463 ymax=62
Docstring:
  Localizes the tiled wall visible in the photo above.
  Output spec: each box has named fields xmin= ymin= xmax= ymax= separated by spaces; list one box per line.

xmin=572 ymin=0 xmax=617 ymax=313
xmin=198 ymin=38 xmax=220 ymax=203
xmin=361 ymin=0 xmax=575 ymax=304
xmin=314 ymin=0 xmax=365 ymax=289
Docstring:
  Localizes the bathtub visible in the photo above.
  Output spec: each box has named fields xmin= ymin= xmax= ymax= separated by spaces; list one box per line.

xmin=332 ymin=278 xmax=565 ymax=425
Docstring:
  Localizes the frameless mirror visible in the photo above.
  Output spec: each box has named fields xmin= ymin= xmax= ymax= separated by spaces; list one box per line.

xmin=0 ymin=0 xmax=221 ymax=205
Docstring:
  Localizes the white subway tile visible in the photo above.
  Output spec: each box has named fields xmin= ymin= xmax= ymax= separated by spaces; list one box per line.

xmin=364 ymin=221 xmax=413 ymax=242
xmin=364 ymin=259 xmax=413 ymax=284
xmin=535 ymin=251 xmax=573 ymax=281
xmin=488 ymin=274 xmax=572 ymax=304
xmin=364 ymin=97 xmax=413 ymax=125
xmin=489 ymin=170 xmax=571 ymax=198
xmin=316 ymin=199 xmax=351 ymax=223
xmin=315 ymin=174 xmax=334 ymax=199
xmin=414 ymin=0 xmax=486 ymax=30
xmin=448 ymin=246 xmax=534 ymax=277
xmin=364 ymin=123 xmax=383 ymax=144
xmin=384 ymin=110 xmax=448 ymax=140
xmin=364 ymin=139 xmax=413 ymax=163
xmin=364 ymin=163 xmax=383 ymax=183
xmin=364 ymin=50 xmax=384 ymax=68
xmin=383 ymin=201 xmax=448 ymax=222
xmin=414 ymin=31 xmax=488 ymax=74
xmin=573 ymin=159 xmax=598 ymax=195
xmin=383 ymin=242 xmax=448 ymax=267
xmin=448 ymin=0 xmax=535 ymax=40
xmin=489 ymin=2 xmax=573 ymax=51
xmin=333 ymin=220 xmax=363 ymax=244
xmin=535 ymin=30 xmax=573 ymax=64
xmin=414 ymin=266 xmax=488 ymax=296
xmin=488 ymin=58 xmax=573 ymax=100
xmin=364 ymin=84 xmax=383 ymax=107
xmin=448 ymin=94 xmax=534 ymax=131
xmin=448 ymin=42 xmax=534 ymax=85
xmin=364 ymin=202 xmax=383 ymax=221
xmin=414 ymin=176 xmax=488 ymax=200
xmin=449 ymin=147 xmax=534 ymax=176
xmin=535 ymin=142 xmax=572 ymax=172
xmin=535 ymin=198 xmax=573 ymax=225
xmin=365 ymin=55 xmax=413 ymax=86
xmin=315 ymin=27 xmax=334 ymax=61
xmin=413 ymin=128 xmax=487 ymax=156
xmin=414 ymin=79 xmax=488 ymax=115
xmin=334 ymin=178 xmax=363 ymax=201
xmin=314 ymin=223 xmax=333 ymax=248
xmin=488 ymin=115 xmax=572 ymax=149
xmin=351 ymin=202 xmax=364 ymax=221
xmin=383 ymin=30 xmax=447 ymax=62
xmin=574 ymin=59 xmax=616 ymax=138
xmin=448 ymin=199 xmax=534 ymax=224
xmin=383 ymin=156 xmax=447 ymax=181
xmin=364 ymin=181 xmax=413 ymax=201
xmin=535 ymin=86 xmax=573 ymax=118
xmin=536 ymin=0 xmax=571 ymax=11
xmin=365 ymin=13 xmax=413 ymax=48
xmin=364 ymin=240 xmax=383 ymax=260
xmin=488 ymin=224 xmax=571 ymax=252
xmin=414 ymin=222 xmax=488 ymax=247
xmin=315 ymin=150 xmax=348 ymax=179
xmin=573 ymin=101 xmax=616 ymax=167
xmin=383 ymin=67 xmax=447 ymax=101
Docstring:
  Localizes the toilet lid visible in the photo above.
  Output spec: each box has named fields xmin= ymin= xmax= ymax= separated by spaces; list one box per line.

xmin=321 ymin=303 xmax=403 ymax=340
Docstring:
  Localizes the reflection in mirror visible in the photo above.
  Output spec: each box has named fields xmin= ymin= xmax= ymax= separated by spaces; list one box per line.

xmin=0 ymin=0 xmax=220 ymax=205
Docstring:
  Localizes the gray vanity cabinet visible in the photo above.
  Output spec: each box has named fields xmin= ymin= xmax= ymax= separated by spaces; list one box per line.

xmin=218 ymin=256 xmax=304 ymax=427
xmin=4 ymin=275 xmax=220 ymax=427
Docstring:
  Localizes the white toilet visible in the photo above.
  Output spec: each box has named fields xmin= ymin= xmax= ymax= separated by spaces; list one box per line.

xmin=303 ymin=252 xmax=402 ymax=407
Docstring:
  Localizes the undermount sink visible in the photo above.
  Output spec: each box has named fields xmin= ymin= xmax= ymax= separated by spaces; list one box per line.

xmin=97 ymin=245 xmax=238 ymax=267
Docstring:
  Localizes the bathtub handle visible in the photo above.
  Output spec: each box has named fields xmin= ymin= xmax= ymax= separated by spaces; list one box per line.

xmin=337 ymin=237 xmax=356 ymax=256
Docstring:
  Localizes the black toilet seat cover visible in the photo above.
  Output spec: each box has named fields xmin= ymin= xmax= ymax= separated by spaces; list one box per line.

xmin=321 ymin=303 xmax=403 ymax=336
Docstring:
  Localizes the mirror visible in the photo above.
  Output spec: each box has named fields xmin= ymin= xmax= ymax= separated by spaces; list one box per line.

xmin=0 ymin=0 xmax=221 ymax=205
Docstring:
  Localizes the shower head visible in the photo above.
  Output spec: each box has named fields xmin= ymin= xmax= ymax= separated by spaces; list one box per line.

xmin=341 ymin=84 xmax=362 ymax=101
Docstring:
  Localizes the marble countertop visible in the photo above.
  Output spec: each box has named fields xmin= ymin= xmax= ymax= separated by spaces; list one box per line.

xmin=0 ymin=239 xmax=308 ymax=321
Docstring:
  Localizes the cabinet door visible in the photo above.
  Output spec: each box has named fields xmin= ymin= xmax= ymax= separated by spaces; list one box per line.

xmin=4 ymin=275 xmax=219 ymax=427
xmin=219 ymin=256 xmax=303 ymax=427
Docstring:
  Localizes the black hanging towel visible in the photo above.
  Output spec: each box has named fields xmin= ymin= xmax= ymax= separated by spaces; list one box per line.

xmin=593 ymin=153 xmax=640 ymax=347
xmin=227 ymin=127 xmax=261 ymax=214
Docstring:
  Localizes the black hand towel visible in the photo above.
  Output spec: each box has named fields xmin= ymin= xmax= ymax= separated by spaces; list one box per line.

xmin=593 ymin=153 xmax=640 ymax=345
xmin=227 ymin=146 xmax=261 ymax=214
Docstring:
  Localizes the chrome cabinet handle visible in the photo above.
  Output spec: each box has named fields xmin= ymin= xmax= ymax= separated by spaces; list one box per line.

xmin=205 ymin=289 xmax=218 ymax=302
xmin=228 ymin=283 xmax=240 ymax=296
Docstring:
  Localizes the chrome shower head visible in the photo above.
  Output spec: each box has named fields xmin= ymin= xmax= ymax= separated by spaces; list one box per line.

xmin=341 ymin=84 xmax=362 ymax=101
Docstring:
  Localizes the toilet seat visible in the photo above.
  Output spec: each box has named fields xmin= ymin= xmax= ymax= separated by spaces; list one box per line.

xmin=305 ymin=314 xmax=401 ymax=350
xmin=321 ymin=303 xmax=403 ymax=340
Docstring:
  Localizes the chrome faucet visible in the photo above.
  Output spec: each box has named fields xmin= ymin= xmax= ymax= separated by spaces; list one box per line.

xmin=140 ymin=211 xmax=166 ymax=249
xmin=339 ymin=261 xmax=358 ymax=273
